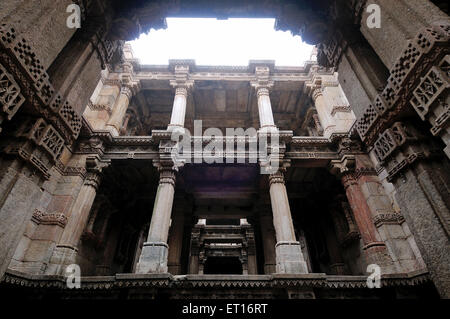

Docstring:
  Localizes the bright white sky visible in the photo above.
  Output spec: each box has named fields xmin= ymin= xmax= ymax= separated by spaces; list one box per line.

xmin=128 ymin=18 xmax=314 ymax=66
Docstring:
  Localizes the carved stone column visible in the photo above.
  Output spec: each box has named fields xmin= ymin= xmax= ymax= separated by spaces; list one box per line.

xmin=332 ymin=156 xmax=395 ymax=272
xmin=47 ymin=159 xmax=104 ymax=275
xmin=255 ymin=86 xmax=277 ymax=132
xmin=136 ymin=168 xmax=176 ymax=273
xmin=167 ymin=62 xmax=194 ymax=131
xmin=105 ymin=85 xmax=135 ymax=136
xmin=268 ymin=171 xmax=308 ymax=274
xmin=251 ymin=64 xmax=277 ymax=132
xmin=168 ymin=85 xmax=191 ymax=131
xmin=312 ymin=88 xmax=336 ymax=137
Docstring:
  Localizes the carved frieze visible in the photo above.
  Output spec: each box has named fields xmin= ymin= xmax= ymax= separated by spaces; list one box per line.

xmin=373 ymin=213 xmax=405 ymax=228
xmin=32 ymin=209 xmax=68 ymax=228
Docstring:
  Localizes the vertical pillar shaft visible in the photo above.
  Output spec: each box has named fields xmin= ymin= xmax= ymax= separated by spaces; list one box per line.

xmin=269 ymin=171 xmax=308 ymax=274
xmin=341 ymin=172 xmax=393 ymax=269
xmin=136 ymin=169 xmax=176 ymax=273
xmin=106 ymin=86 xmax=132 ymax=136
xmin=312 ymin=89 xmax=335 ymax=137
xmin=256 ymin=87 xmax=276 ymax=131
xmin=48 ymin=172 xmax=101 ymax=274
xmin=168 ymin=87 xmax=188 ymax=130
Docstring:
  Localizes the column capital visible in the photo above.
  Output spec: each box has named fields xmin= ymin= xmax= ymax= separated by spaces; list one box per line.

xmin=311 ymin=86 xmax=323 ymax=102
xmin=119 ymin=81 xmax=140 ymax=99
xmin=250 ymin=80 xmax=274 ymax=92
xmin=268 ymin=170 xmax=285 ymax=186
xmin=84 ymin=172 xmax=102 ymax=190
xmin=170 ymin=79 xmax=194 ymax=91
xmin=329 ymin=155 xmax=356 ymax=177
xmin=157 ymin=166 xmax=176 ymax=186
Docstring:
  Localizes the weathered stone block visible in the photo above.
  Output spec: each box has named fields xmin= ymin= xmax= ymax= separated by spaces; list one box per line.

xmin=135 ymin=242 xmax=169 ymax=274
xmin=275 ymin=241 xmax=308 ymax=274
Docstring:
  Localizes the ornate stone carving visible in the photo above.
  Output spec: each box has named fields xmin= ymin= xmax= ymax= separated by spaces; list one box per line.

xmin=410 ymin=56 xmax=449 ymax=120
xmin=373 ymin=121 xmax=419 ymax=163
xmin=0 ymin=62 xmax=25 ymax=127
xmin=84 ymin=172 xmax=102 ymax=190
xmin=158 ymin=168 xmax=176 ymax=186
xmin=0 ymin=23 xmax=82 ymax=143
xmin=356 ymin=23 xmax=450 ymax=145
xmin=32 ymin=209 xmax=68 ymax=228
xmin=373 ymin=213 xmax=405 ymax=227
xmin=268 ymin=170 xmax=285 ymax=186
xmin=87 ymin=101 xmax=112 ymax=115
xmin=331 ymin=105 xmax=352 ymax=116
xmin=1 ymin=117 xmax=66 ymax=178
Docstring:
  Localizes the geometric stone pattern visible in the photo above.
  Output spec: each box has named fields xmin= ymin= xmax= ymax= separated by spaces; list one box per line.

xmin=356 ymin=23 xmax=450 ymax=145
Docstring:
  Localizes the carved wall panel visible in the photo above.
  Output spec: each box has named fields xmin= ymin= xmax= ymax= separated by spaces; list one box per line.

xmin=0 ymin=23 xmax=83 ymax=144
xmin=0 ymin=62 xmax=25 ymax=126
xmin=356 ymin=23 xmax=450 ymax=145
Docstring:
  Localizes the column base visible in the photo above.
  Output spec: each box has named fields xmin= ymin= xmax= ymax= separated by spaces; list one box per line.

xmin=258 ymin=125 xmax=278 ymax=133
xmin=167 ymin=124 xmax=185 ymax=133
xmin=275 ymin=241 xmax=308 ymax=274
xmin=135 ymin=242 xmax=169 ymax=274
xmin=46 ymin=245 xmax=78 ymax=275
xmin=104 ymin=124 xmax=119 ymax=136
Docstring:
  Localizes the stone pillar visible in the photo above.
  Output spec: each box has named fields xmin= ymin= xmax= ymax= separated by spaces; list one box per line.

xmin=268 ymin=171 xmax=308 ymax=274
xmin=259 ymin=209 xmax=277 ymax=274
xmin=255 ymin=86 xmax=277 ymax=132
xmin=47 ymin=170 xmax=102 ymax=274
xmin=167 ymin=62 xmax=194 ymax=131
xmin=311 ymin=88 xmax=336 ymax=138
xmin=168 ymin=86 xmax=189 ymax=131
xmin=167 ymin=201 xmax=185 ymax=275
xmin=105 ymin=86 xmax=134 ymax=136
xmin=330 ymin=154 xmax=400 ymax=274
xmin=340 ymin=171 xmax=394 ymax=269
xmin=250 ymin=63 xmax=277 ymax=132
xmin=135 ymin=168 xmax=176 ymax=274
